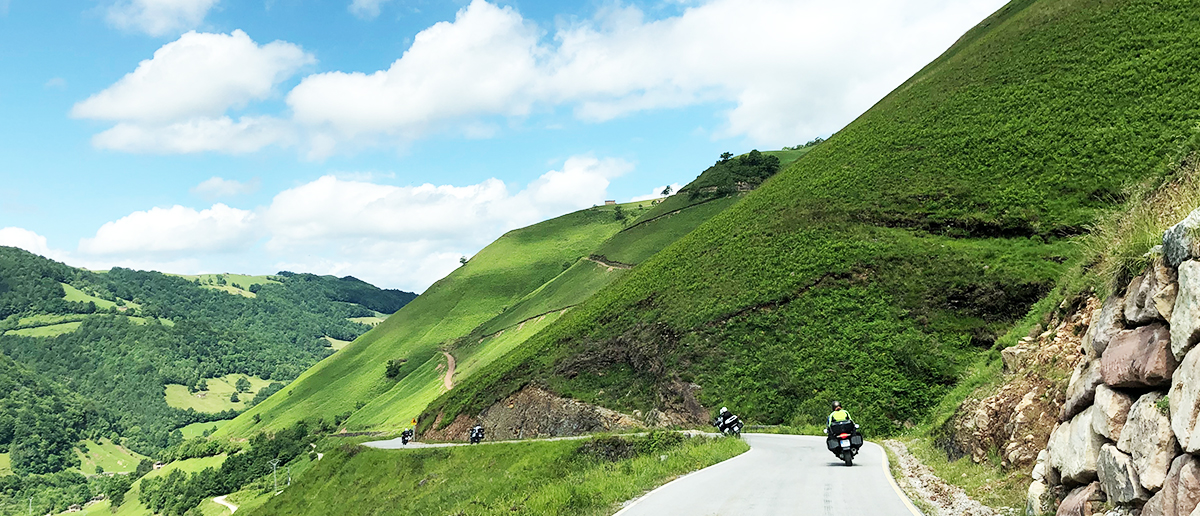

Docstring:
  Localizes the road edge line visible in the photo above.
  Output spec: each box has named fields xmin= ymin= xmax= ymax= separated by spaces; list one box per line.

xmin=876 ymin=442 xmax=924 ymax=516
xmin=611 ymin=437 xmax=756 ymax=516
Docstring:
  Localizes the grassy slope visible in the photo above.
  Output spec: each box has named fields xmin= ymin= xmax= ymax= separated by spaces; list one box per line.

xmin=78 ymin=455 xmax=229 ymax=516
xmin=163 ymin=374 xmax=272 ymax=413
xmin=216 ymin=206 xmax=630 ymax=438
xmin=0 ymin=453 xmax=9 ymax=476
xmin=75 ymin=438 xmax=147 ymax=474
xmin=247 ymin=436 xmax=747 ymax=516
xmin=179 ymin=420 xmax=229 ymax=439
xmin=426 ymin=0 xmax=1200 ymax=435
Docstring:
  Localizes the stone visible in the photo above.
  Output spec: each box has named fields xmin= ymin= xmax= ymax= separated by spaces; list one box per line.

xmin=1092 ymin=384 xmax=1133 ymax=442
xmin=1096 ymin=443 xmax=1150 ymax=504
xmin=1147 ymin=454 xmax=1200 ymax=516
xmin=1003 ymin=341 xmax=1037 ymax=372
xmin=1171 ymin=345 xmax=1200 ymax=453
xmin=1164 ymin=208 xmax=1200 ymax=268
xmin=1089 ymin=295 xmax=1127 ymax=358
xmin=1117 ymin=392 xmax=1180 ymax=491
xmin=1026 ymin=479 xmax=1051 ymax=516
xmin=1153 ymin=256 xmax=1180 ymax=322
xmin=1126 ymin=272 xmax=1164 ymax=324
xmin=1063 ymin=359 xmax=1104 ymax=421
xmin=1100 ymin=323 xmax=1177 ymax=388
xmin=1049 ymin=406 xmax=1105 ymax=485
xmin=1173 ymin=261 xmax=1200 ymax=360
xmin=1056 ymin=482 xmax=1104 ymax=516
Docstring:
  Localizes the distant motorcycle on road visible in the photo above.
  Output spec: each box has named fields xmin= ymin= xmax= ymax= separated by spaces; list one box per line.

xmin=826 ymin=421 xmax=863 ymax=466
xmin=712 ymin=407 xmax=744 ymax=437
xmin=401 ymin=428 xmax=414 ymax=445
xmin=469 ymin=425 xmax=484 ymax=444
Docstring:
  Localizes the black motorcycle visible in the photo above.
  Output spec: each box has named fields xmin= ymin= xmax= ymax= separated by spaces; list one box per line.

xmin=400 ymin=428 xmax=414 ymax=445
xmin=826 ymin=420 xmax=863 ymax=466
xmin=469 ymin=425 xmax=484 ymax=444
xmin=712 ymin=413 xmax=744 ymax=437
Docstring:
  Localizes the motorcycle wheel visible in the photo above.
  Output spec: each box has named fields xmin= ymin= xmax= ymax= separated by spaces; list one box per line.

xmin=842 ymin=451 xmax=853 ymax=466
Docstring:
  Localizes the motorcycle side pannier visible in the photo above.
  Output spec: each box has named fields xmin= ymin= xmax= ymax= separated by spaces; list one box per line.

xmin=850 ymin=434 xmax=863 ymax=447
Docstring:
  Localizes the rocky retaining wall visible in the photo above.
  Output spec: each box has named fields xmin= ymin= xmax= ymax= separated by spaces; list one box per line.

xmin=1029 ymin=209 xmax=1200 ymax=516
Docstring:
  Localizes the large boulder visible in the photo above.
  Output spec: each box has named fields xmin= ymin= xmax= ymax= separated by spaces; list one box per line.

xmin=1087 ymin=294 xmax=1127 ymax=358
xmin=1092 ymin=384 xmax=1133 ymax=442
xmin=1062 ymin=358 xmax=1103 ymax=421
xmin=1171 ymin=345 xmax=1200 ymax=453
xmin=1049 ymin=406 xmax=1105 ymax=485
xmin=1100 ymin=323 xmax=1177 ymax=388
xmin=1173 ymin=260 xmax=1200 ymax=360
xmin=1026 ymin=479 xmax=1051 ymax=516
xmin=1126 ymin=272 xmax=1164 ymax=324
xmin=1142 ymin=454 xmax=1200 ymax=516
xmin=1117 ymin=392 xmax=1180 ymax=491
xmin=1055 ymin=482 xmax=1104 ymax=516
xmin=1164 ymin=208 xmax=1200 ymax=268
xmin=1096 ymin=443 xmax=1150 ymax=504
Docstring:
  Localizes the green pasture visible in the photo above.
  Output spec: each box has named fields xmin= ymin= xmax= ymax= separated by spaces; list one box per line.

xmin=347 ymin=316 xmax=385 ymax=326
xmin=61 ymin=284 xmax=118 ymax=310
xmin=76 ymin=455 xmax=230 ymax=516
xmin=0 ymin=453 xmax=9 ymax=476
xmin=6 ymin=321 xmax=82 ymax=337
xmin=476 ymin=259 xmax=625 ymax=336
xmin=179 ymin=420 xmax=230 ymax=439
xmin=165 ymin=374 xmax=272 ymax=413
xmin=323 ymin=336 xmax=351 ymax=351
xmin=592 ymin=194 xmax=742 ymax=266
xmin=75 ymin=438 xmax=148 ymax=474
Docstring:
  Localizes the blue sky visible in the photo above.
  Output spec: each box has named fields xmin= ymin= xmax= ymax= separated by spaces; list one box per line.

xmin=0 ymin=0 xmax=1006 ymax=292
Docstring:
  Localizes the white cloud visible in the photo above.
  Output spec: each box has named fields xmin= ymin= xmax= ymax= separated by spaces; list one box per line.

xmin=630 ymin=182 xmax=684 ymax=202
xmin=0 ymin=227 xmax=67 ymax=261
xmin=107 ymin=0 xmax=220 ymax=37
xmin=349 ymin=0 xmax=394 ymax=19
xmin=44 ymin=78 xmax=67 ymax=90
xmin=79 ymin=203 xmax=260 ymax=255
xmin=76 ymin=0 xmax=1006 ymax=155
xmin=92 ymin=116 xmax=293 ymax=154
xmin=73 ymin=30 xmax=313 ymax=124
xmin=191 ymin=176 xmax=261 ymax=200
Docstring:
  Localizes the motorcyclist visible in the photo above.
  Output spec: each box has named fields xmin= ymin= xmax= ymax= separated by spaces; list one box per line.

xmin=713 ymin=407 xmax=733 ymax=430
xmin=469 ymin=424 xmax=484 ymax=444
xmin=827 ymin=401 xmax=851 ymax=430
xmin=401 ymin=428 xmax=414 ymax=445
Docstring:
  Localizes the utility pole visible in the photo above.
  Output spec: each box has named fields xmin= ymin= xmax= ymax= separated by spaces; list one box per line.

xmin=270 ymin=459 xmax=281 ymax=493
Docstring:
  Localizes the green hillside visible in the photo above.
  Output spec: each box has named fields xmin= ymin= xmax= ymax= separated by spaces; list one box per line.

xmin=423 ymin=0 xmax=1200 ymax=435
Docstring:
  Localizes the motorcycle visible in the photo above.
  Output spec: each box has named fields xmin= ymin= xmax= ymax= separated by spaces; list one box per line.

xmin=825 ymin=420 xmax=863 ymax=466
xmin=469 ymin=425 xmax=484 ymax=444
xmin=400 ymin=428 xmax=414 ymax=445
xmin=712 ymin=413 xmax=744 ymax=437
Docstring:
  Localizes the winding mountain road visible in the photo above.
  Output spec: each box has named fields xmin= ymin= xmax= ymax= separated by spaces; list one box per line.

xmin=614 ymin=434 xmax=922 ymax=516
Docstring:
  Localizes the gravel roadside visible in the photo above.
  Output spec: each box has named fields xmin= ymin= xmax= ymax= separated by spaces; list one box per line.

xmin=884 ymin=439 xmax=1001 ymax=516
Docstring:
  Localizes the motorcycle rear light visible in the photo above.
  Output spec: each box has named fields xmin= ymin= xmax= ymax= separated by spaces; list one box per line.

xmin=837 ymin=433 xmax=851 ymax=438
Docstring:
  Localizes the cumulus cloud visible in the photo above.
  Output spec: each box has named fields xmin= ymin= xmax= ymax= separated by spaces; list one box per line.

xmin=70 ymin=155 xmax=627 ymax=291
xmin=77 ymin=0 xmax=1005 ymax=155
xmin=73 ymin=31 xmax=312 ymax=123
xmin=107 ymin=0 xmax=220 ymax=37
xmin=0 ymin=227 xmax=67 ymax=261
xmin=79 ymin=204 xmax=260 ymax=256
xmin=191 ymin=176 xmax=261 ymax=200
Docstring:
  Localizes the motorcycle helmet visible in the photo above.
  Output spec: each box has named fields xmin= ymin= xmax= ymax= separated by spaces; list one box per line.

xmin=831 ymin=400 xmax=842 ymax=411
xmin=720 ymin=406 xmax=729 ymax=414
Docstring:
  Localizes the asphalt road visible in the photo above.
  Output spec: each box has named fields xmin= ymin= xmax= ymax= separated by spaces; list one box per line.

xmin=614 ymin=434 xmax=922 ymax=516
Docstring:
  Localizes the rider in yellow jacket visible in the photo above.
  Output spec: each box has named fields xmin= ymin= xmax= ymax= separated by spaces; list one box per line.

xmin=827 ymin=401 xmax=851 ymax=428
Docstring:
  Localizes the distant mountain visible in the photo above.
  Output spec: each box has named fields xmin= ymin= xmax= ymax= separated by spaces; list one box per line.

xmin=0 ymin=246 xmax=415 ymax=474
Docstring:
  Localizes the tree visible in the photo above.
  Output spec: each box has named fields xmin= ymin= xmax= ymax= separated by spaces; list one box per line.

xmin=459 ymin=256 xmax=469 ymax=266
xmin=385 ymin=359 xmax=406 ymax=378
xmin=614 ymin=206 xmax=627 ymax=222
xmin=235 ymin=376 xmax=251 ymax=393
xmin=95 ymin=465 xmax=104 ymax=474
xmin=661 ymin=185 xmax=673 ymax=196
xmin=197 ymin=379 xmax=208 ymax=392
xmin=719 ymin=152 xmax=733 ymax=162
xmin=229 ymin=392 xmax=239 ymax=403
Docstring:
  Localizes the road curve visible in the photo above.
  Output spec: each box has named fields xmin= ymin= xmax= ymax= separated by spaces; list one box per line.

xmin=614 ymin=434 xmax=922 ymax=516
xmin=212 ymin=495 xmax=238 ymax=513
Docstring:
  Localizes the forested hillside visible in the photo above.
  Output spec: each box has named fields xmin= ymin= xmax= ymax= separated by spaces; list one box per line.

xmin=423 ymin=0 xmax=1200 ymax=436
xmin=0 ymin=246 xmax=415 ymax=476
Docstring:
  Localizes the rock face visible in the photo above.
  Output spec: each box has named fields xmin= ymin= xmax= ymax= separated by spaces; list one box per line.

xmin=1089 ymin=295 xmax=1127 ymax=357
xmin=1173 ymin=261 xmax=1200 ymax=360
xmin=1152 ymin=256 xmax=1180 ymax=321
xmin=1092 ymin=384 xmax=1133 ymax=442
xmin=1143 ymin=454 xmax=1200 ymax=516
xmin=1063 ymin=359 xmax=1104 ymax=420
xmin=1049 ymin=406 xmax=1105 ymax=485
xmin=1100 ymin=323 xmax=1177 ymax=388
xmin=1055 ymin=482 xmax=1104 ymax=516
xmin=1096 ymin=443 xmax=1150 ymax=504
xmin=1026 ymin=479 xmax=1050 ymax=516
xmin=424 ymin=386 xmax=643 ymax=442
xmin=1171 ymin=345 xmax=1200 ymax=453
xmin=1116 ymin=392 xmax=1180 ymax=491
xmin=1164 ymin=208 xmax=1200 ymax=268
xmin=1126 ymin=272 xmax=1164 ymax=324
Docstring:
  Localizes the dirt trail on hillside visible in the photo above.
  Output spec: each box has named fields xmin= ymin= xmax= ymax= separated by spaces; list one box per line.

xmin=442 ymin=352 xmax=455 ymax=390
xmin=212 ymin=495 xmax=238 ymax=513
xmin=585 ymin=256 xmax=633 ymax=270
